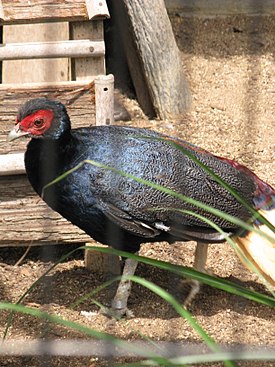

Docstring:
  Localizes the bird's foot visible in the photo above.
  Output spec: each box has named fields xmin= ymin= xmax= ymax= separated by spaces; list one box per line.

xmin=182 ymin=279 xmax=201 ymax=307
xmin=99 ymin=304 xmax=134 ymax=320
xmin=182 ymin=268 xmax=214 ymax=307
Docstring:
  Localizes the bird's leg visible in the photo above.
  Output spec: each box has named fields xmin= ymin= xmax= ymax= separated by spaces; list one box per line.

xmin=111 ymin=258 xmax=139 ymax=318
xmin=102 ymin=257 xmax=139 ymax=319
xmin=184 ymin=242 xmax=209 ymax=307
xmin=193 ymin=241 xmax=209 ymax=272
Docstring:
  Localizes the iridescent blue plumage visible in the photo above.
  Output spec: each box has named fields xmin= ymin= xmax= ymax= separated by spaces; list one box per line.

xmin=9 ymin=98 xmax=275 ymax=315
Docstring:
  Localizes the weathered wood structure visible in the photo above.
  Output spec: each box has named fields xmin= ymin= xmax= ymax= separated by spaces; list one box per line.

xmin=0 ymin=0 xmax=110 ymax=247
xmin=119 ymin=0 xmax=191 ymax=119
xmin=106 ymin=0 xmax=191 ymax=119
xmin=0 ymin=0 xmax=192 ymax=251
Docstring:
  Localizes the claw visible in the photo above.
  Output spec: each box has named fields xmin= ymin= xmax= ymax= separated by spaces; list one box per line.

xmin=99 ymin=304 xmax=135 ymax=319
xmin=182 ymin=279 xmax=201 ymax=307
xmin=100 ymin=257 xmax=139 ymax=319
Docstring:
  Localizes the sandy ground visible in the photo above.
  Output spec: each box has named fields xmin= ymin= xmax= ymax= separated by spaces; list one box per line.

xmin=0 ymin=14 xmax=275 ymax=367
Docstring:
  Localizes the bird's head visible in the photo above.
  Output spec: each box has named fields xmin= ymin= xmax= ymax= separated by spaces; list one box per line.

xmin=8 ymin=98 xmax=71 ymax=141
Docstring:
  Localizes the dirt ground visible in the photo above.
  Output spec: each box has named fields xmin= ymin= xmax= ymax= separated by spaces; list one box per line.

xmin=1 ymin=14 xmax=275 ymax=367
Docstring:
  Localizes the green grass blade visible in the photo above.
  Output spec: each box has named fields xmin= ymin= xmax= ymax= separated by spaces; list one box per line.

xmin=121 ymin=275 xmax=236 ymax=367
xmin=2 ymin=246 xmax=83 ymax=340
xmin=121 ymin=349 xmax=275 ymax=366
xmin=83 ymin=246 xmax=275 ymax=307
xmin=0 ymin=302 xmax=178 ymax=365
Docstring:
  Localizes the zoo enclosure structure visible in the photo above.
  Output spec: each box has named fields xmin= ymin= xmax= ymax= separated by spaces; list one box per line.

xmin=1 ymin=0 xmax=275 ymax=365
xmin=0 ymin=0 xmax=110 ymax=248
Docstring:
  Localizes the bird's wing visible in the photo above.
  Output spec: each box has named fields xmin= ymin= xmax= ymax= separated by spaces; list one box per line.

xmin=97 ymin=200 xmax=161 ymax=238
xmin=96 ymin=198 xmax=230 ymax=243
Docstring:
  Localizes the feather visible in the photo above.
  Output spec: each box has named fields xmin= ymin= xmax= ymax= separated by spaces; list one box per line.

xmin=233 ymin=208 xmax=275 ymax=286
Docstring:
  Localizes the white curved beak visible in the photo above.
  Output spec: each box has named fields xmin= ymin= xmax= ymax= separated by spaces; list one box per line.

xmin=7 ymin=124 xmax=29 ymax=142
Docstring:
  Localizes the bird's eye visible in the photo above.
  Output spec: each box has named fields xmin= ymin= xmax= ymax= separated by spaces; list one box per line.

xmin=34 ymin=119 xmax=44 ymax=127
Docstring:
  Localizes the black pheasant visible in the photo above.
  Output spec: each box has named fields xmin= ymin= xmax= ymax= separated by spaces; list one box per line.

xmin=8 ymin=98 xmax=275 ymax=317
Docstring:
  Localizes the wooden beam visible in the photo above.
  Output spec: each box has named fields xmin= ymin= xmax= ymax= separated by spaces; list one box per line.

xmin=0 ymin=79 xmax=94 ymax=91
xmin=0 ymin=39 xmax=105 ymax=60
xmin=85 ymin=0 xmax=110 ymax=19
xmin=109 ymin=0 xmax=155 ymax=118
xmin=0 ymin=0 xmax=109 ymax=25
xmin=0 ymin=152 xmax=25 ymax=176
xmin=121 ymin=0 xmax=191 ymax=120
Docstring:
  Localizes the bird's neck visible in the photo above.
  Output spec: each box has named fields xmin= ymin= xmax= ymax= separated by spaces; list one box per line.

xmin=25 ymin=133 xmax=74 ymax=197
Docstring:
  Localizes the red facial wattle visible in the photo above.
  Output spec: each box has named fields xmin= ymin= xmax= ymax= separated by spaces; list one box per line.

xmin=18 ymin=109 xmax=54 ymax=136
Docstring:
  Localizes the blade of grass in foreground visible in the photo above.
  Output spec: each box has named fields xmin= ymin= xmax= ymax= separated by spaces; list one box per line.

xmin=119 ymin=350 xmax=275 ymax=366
xmin=69 ymin=276 xmax=233 ymax=365
xmin=4 ymin=243 xmax=274 ymax=342
xmin=84 ymin=246 xmax=275 ymax=307
xmin=0 ymin=274 xmax=236 ymax=367
xmin=0 ymin=302 xmax=179 ymax=366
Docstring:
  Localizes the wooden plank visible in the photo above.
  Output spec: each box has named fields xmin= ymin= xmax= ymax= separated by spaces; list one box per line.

xmin=70 ymin=20 xmax=105 ymax=81
xmin=165 ymin=0 xmax=275 ymax=15
xmin=121 ymin=0 xmax=191 ymax=119
xmin=84 ymin=245 xmax=121 ymax=275
xmin=2 ymin=23 xmax=69 ymax=83
xmin=0 ymin=175 xmax=90 ymax=247
xmin=0 ymin=152 xmax=24 ymax=175
xmin=0 ymin=39 xmax=105 ymax=60
xmin=0 ymin=80 xmax=96 ymax=154
xmin=0 ymin=0 xmax=109 ymax=25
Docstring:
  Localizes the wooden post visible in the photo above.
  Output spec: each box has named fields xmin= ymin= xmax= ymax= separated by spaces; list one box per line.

xmin=85 ymin=74 xmax=121 ymax=276
xmin=114 ymin=0 xmax=191 ymax=119
xmin=85 ymin=0 xmax=110 ymax=19
xmin=95 ymin=74 xmax=114 ymax=125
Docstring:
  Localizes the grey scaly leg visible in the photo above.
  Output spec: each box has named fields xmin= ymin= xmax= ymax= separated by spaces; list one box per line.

xmin=107 ymin=257 xmax=139 ymax=318
xmin=184 ymin=242 xmax=209 ymax=307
